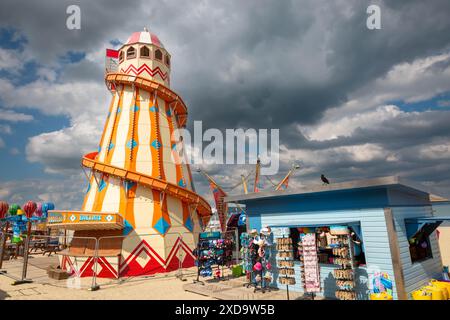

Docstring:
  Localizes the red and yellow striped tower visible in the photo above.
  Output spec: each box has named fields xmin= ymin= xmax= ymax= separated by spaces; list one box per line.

xmin=51 ymin=29 xmax=211 ymax=278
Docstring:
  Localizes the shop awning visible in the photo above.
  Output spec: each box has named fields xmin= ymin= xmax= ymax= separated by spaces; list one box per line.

xmin=405 ymin=216 xmax=450 ymax=240
xmin=47 ymin=211 xmax=124 ymax=231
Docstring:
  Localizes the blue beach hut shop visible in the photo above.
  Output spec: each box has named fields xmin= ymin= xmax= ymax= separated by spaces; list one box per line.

xmin=225 ymin=176 xmax=450 ymax=300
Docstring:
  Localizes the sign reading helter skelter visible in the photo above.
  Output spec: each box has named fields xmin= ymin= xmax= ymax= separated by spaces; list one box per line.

xmin=47 ymin=29 xmax=212 ymax=278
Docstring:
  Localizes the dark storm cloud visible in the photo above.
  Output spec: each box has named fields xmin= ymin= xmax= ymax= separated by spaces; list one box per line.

xmin=1 ymin=0 xmax=450 ymax=204
xmin=283 ymin=109 xmax=450 ymax=151
xmin=175 ymin=0 xmax=450 ymax=132
xmin=3 ymin=0 xmax=449 ymax=130
xmin=0 ymin=0 xmax=142 ymax=63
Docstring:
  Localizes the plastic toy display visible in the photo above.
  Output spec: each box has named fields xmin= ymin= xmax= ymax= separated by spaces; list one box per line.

xmin=193 ymin=232 xmax=233 ymax=281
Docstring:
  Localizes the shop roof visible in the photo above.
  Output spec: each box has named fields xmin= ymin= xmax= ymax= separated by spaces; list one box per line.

xmin=224 ymin=176 xmax=446 ymax=204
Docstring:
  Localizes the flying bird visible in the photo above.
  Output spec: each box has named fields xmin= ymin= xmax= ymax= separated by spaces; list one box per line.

xmin=321 ymin=174 xmax=330 ymax=185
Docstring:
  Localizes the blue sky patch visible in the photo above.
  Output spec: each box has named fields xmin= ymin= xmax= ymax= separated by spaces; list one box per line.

xmin=389 ymin=91 xmax=450 ymax=112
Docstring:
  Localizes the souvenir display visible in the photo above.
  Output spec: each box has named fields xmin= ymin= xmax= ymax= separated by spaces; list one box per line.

xmin=332 ymin=233 xmax=356 ymax=300
xmin=299 ymin=233 xmax=321 ymax=294
xmin=278 ymin=277 xmax=296 ymax=285
xmin=240 ymin=233 xmax=253 ymax=275
xmin=276 ymin=230 xmax=296 ymax=293
xmin=241 ymin=229 xmax=273 ymax=293
xmin=254 ymin=230 xmax=273 ymax=293
xmin=194 ymin=232 xmax=234 ymax=281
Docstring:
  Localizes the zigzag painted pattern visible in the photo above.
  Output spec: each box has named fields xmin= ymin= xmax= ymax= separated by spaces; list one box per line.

xmin=120 ymin=64 xmax=169 ymax=80
xmin=61 ymin=237 xmax=196 ymax=278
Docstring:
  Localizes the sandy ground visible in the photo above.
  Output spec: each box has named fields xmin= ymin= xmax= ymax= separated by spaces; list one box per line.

xmin=0 ymin=255 xmax=214 ymax=300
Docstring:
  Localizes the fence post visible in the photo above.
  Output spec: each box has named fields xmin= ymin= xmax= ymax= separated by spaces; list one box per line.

xmin=89 ymin=237 xmax=100 ymax=291
xmin=0 ymin=223 xmax=10 ymax=272
xmin=234 ymin=228 xmax=239 ymax=265
xmin=12 ymin=221 xmax=33 ymax=285
xmin=176 ymin=232 xmax=185 ymax=281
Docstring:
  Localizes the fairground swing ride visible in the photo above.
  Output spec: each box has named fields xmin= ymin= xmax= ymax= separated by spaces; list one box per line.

xmin=197 ymin=160 xmax=301 ymax=233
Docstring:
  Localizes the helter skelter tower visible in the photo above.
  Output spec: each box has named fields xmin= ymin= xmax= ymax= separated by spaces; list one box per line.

xmin=48 ymin=29 xmax=211 ymax=278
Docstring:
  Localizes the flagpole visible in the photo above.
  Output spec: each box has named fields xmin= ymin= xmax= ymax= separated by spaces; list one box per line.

xmin=253 ymin=158 xmax=261 ymax=192
xmin=275 ymin=164 xmax=300 ymax=191
xmin=198 ymin=170 xmax=228 ymax=232
xmin=198 ymin=168 xmax=249 ymax=232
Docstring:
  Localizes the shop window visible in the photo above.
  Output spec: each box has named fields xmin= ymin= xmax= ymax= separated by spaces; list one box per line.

xmin=406 ymin=220 xmax=438 ymax=263
xmin=155 ymin=49 xmax=163 ymax=61
xmin=165 ymin=54 xmax=170 ymax=67
xmin=409 ymin=229 xmax=433 ymax=263
xmin=140 ymin=46 xmax=150 ymax=58
xmin=126 ymin=46 xmax=136 ymax=59
xmin=119 ymin=50 xmax=124 ymax=63
xmin=289 ymin=225 xmax=366 ymax=266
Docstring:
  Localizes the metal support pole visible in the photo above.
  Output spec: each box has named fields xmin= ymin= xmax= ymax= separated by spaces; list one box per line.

xmin=0 ymin=221 xmax=10 ymax=272
xmin=81 ymin=164 xmax=92 ymax=184
xmin=92 ymin=170 xmax=101 ymax=188
xmin=89 ymin=237 xmax=100 ymax=291
xmin=176 ymin=233 xmax=186 ymax=281
xmin=12 ymin=220 xmax=33 ymax=285
xmin=234 ymin=228 xmax=239 ymax=265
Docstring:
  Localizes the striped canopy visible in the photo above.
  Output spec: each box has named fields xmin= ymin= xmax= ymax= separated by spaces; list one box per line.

xmin=125 ymin=31 xmax=164 ymax=48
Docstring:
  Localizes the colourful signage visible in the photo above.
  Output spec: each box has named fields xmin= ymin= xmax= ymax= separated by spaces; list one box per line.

xmin=47 ymin=211 xmax=122 ymax=227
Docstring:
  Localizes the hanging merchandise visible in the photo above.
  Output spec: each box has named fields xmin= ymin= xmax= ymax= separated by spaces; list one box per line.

xmin=238 ymin=212 xmax=247 ymax=226
xmin=241 ymin=232 xmax=258 ymax=288
xmin=299 ymin=233 xmax=321 ymax=294
xmin=276 ymin=230 xmax=296 ymax=299
xmin=193 ymin=231 xmax=234 ymax=281
xmin=332 ymin=232 xmax=357 ymax=300
xmin=240 ymin=233 xmax=253 ymax=276
xmin=252 ymin=229 xmax=273 ymax=293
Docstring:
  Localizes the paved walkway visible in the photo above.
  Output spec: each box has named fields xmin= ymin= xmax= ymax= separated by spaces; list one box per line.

xmin=0 ymin=256 xmax=321 ymax=300
xmin=183 ymin=276 xmax=317 ymax=300
xmin=0 ymin=255 xmax=213 ymax=300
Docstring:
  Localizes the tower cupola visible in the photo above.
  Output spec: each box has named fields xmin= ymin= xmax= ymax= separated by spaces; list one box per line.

xmin=118 ymin=28 xmax=171 ymax=86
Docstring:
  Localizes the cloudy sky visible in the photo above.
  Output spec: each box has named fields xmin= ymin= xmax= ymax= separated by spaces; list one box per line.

xmin=1 ymin=0 xmax=450 ymax=209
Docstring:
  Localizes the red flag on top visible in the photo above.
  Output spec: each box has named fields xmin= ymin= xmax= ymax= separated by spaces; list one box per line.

xmin=106 ymin=49 xmax=119 ymax=58
xmin=105 ymin=49 xmax=119 ymax=74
